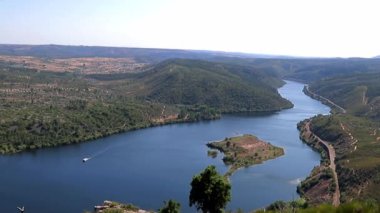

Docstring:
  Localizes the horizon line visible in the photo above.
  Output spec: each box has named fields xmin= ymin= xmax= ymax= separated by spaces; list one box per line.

xmin=0 ymin=42 xmax=377 ymax=59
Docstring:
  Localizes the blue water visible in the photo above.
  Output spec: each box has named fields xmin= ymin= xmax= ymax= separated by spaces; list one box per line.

xmin=0 ymin=81 xmax=330 ymax=213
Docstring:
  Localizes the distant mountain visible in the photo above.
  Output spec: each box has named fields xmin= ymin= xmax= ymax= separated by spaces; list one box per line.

xmin=0 ymin=44 xmax=294 ymax=62
xmin=129 ymin=59 xmax=293 ymax=112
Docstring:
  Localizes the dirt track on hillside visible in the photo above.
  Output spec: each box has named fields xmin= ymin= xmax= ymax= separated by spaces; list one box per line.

xmin=305 ymin=121 xmax=341 ymax=206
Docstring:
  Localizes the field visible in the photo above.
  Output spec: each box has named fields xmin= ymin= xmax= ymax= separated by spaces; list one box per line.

xmin=0 ymin=55 xmax=148 ymax=74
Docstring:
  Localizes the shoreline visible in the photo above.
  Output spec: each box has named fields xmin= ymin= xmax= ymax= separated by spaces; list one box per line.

xmin=303 ymin=85 xmax=346 ymax=114
xmin=297 ymin=85 xmax=342 ymax=206
xmin=297 ymin=119 xmax=340 ymax=206
xmin=1 ymin=106 xmax=295 ymax=155
xmin=207 ymin=134 xmax=285 ymax=176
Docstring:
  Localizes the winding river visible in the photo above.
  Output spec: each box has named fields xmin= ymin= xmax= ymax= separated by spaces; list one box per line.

xmin=0 ymin=81 xmax=330 ymax=212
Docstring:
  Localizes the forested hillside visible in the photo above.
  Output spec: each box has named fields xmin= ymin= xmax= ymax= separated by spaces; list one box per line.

xmin=281 ymin=58 xmax=380 ymax=82
xmin=0 ymin=57 xmax=293 ymax=153
xmin=0 ymin=64 xmax=220 ymax=153
xmin=309 ymin=72 xmax=380 ymax=119
xmin=125 ymin=59 xmax=293 ymax=112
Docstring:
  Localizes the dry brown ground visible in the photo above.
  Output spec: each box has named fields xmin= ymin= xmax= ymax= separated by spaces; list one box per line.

xmin=0 ymin=55 xmax=149 ymax=74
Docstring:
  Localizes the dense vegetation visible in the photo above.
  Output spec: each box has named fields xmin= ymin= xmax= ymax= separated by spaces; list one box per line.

xmin=309 ymin=72 xmax=380 ymax=119
xmin=286 ymin=58 xmax=380 ymax=83
xmin=158 ymin=200 xmax=181 ymax=213
xmin=0 ymin=65 xmax=219 ymax=153
xmin=123 ymin=59 xmax=293 ymax=112
xmin=189 ymin=165 xmax=231 ymax=213
xmin=0 ymin=56 xmax=294 ymax=153
xmin=209 ymin=57 xmax=380 ymax=84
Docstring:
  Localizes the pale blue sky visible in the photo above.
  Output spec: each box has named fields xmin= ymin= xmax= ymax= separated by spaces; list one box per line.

xmin=1 ymin=0 xmax=379 ymax=57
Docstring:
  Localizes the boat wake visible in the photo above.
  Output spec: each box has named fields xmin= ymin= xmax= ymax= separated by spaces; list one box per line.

xmin=82 ymin=146 xmax=112 ymax=163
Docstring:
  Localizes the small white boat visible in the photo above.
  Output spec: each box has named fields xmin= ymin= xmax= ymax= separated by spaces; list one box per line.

xmin=82 ymin=157 xmax=90 ymax=162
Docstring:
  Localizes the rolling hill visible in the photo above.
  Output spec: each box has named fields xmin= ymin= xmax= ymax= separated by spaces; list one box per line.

xmin=285 ymin=58 xmax=380 ymax=83
xmin=124 ymin=59 xmax=293 ymax=112
xmin=0 ymin=57 xmax=294 ymax=153
xmin=309 ymin=72 xmax=380 ymax=119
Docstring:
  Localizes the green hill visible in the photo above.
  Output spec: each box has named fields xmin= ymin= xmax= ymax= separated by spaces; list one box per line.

xmin=303 ymin=72 xmax=380 ymax=202
xmin=309 ymin=72 xmax=380 ymax=119
xmin=0 ymin=58 xmax=294 ymax=154
xmin=284 ymin=58 xmax=380 ymax=83
xmin=127 ymin=59 xmax=293 ymax=112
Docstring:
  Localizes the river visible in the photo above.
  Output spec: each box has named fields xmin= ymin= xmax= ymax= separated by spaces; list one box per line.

xmin=0 ymin=80 xmax=330 ymax=212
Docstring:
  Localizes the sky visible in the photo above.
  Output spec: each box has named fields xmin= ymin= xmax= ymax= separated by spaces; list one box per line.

xmin=0 ymin=0 xmax=379 ymax=57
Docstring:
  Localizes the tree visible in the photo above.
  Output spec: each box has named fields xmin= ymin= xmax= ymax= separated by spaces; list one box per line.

xmin=158 ymin=199 xmax=181 ymax=213
xmin=189 ymin=165 xmax=231 ymax=213
xmin=266 ymin=200 xmax=287 ymax=211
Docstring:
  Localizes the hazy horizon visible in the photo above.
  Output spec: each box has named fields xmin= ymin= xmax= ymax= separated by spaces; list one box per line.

xmin=1 ymin=0 xmax=380 ymax=58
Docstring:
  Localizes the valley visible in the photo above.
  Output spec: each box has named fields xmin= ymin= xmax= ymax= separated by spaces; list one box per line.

xmin=1 ymin=44 xmax=380 ymax=212
xmin=2 ymin=1 xmax=380 ymax=212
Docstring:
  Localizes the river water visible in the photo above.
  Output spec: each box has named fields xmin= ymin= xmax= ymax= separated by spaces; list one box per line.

xmin=0 ymin=81 xmax=330 ymax=212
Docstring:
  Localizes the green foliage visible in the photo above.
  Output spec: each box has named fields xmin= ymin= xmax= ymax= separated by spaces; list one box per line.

xmin=0 ymin=101 xmax=166 ymax=153
xmin=0 ymin=66 xmax=181 ymax=153
xmin=309 ymin=72 xmax=380 ymax=120
xmin=266 ymin=200 xmax=288 ymax=211
xmin=310 ymin=115 xmax=345 ymax=142
xmin=305 ymin=113 xmax=380 ymax=202
xmin=189 ymin=165 xmax=231 ymax=213
xmin=158 ymin=200 xmax=181 ymax=213
xmin=130 ymin=59 xmax=293 ymax=113
xmin=285 ymin=58 xmax=380 ymax=83
xmin=0 ymin=57 xmax=296 ymax=153
xmin=179 ymin=105 xmax=220 ymax=121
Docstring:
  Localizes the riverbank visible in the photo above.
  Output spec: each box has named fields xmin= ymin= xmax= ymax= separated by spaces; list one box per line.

xmin=297 ymin=119 xmax=340 ymax=206
xmin=0 ymin=104 xmax=221 ymax=154
xmin=207 ymin=134 xmax=284 ymax=176
xmin=303 ymin=85 xmax=346 ymax=114
xmin=0 ymin=80 xmax=331 ymax=213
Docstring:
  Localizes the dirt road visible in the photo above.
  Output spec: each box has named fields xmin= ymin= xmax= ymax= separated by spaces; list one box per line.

xmin=305 ymin=121 xmax=341 ymax=206
xmin=305 ymin=85 xmax=346 ymax=114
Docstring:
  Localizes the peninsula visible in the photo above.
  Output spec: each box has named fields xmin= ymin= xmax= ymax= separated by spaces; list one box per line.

xmin=207 ymin=134 xmax=284 ymax=176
